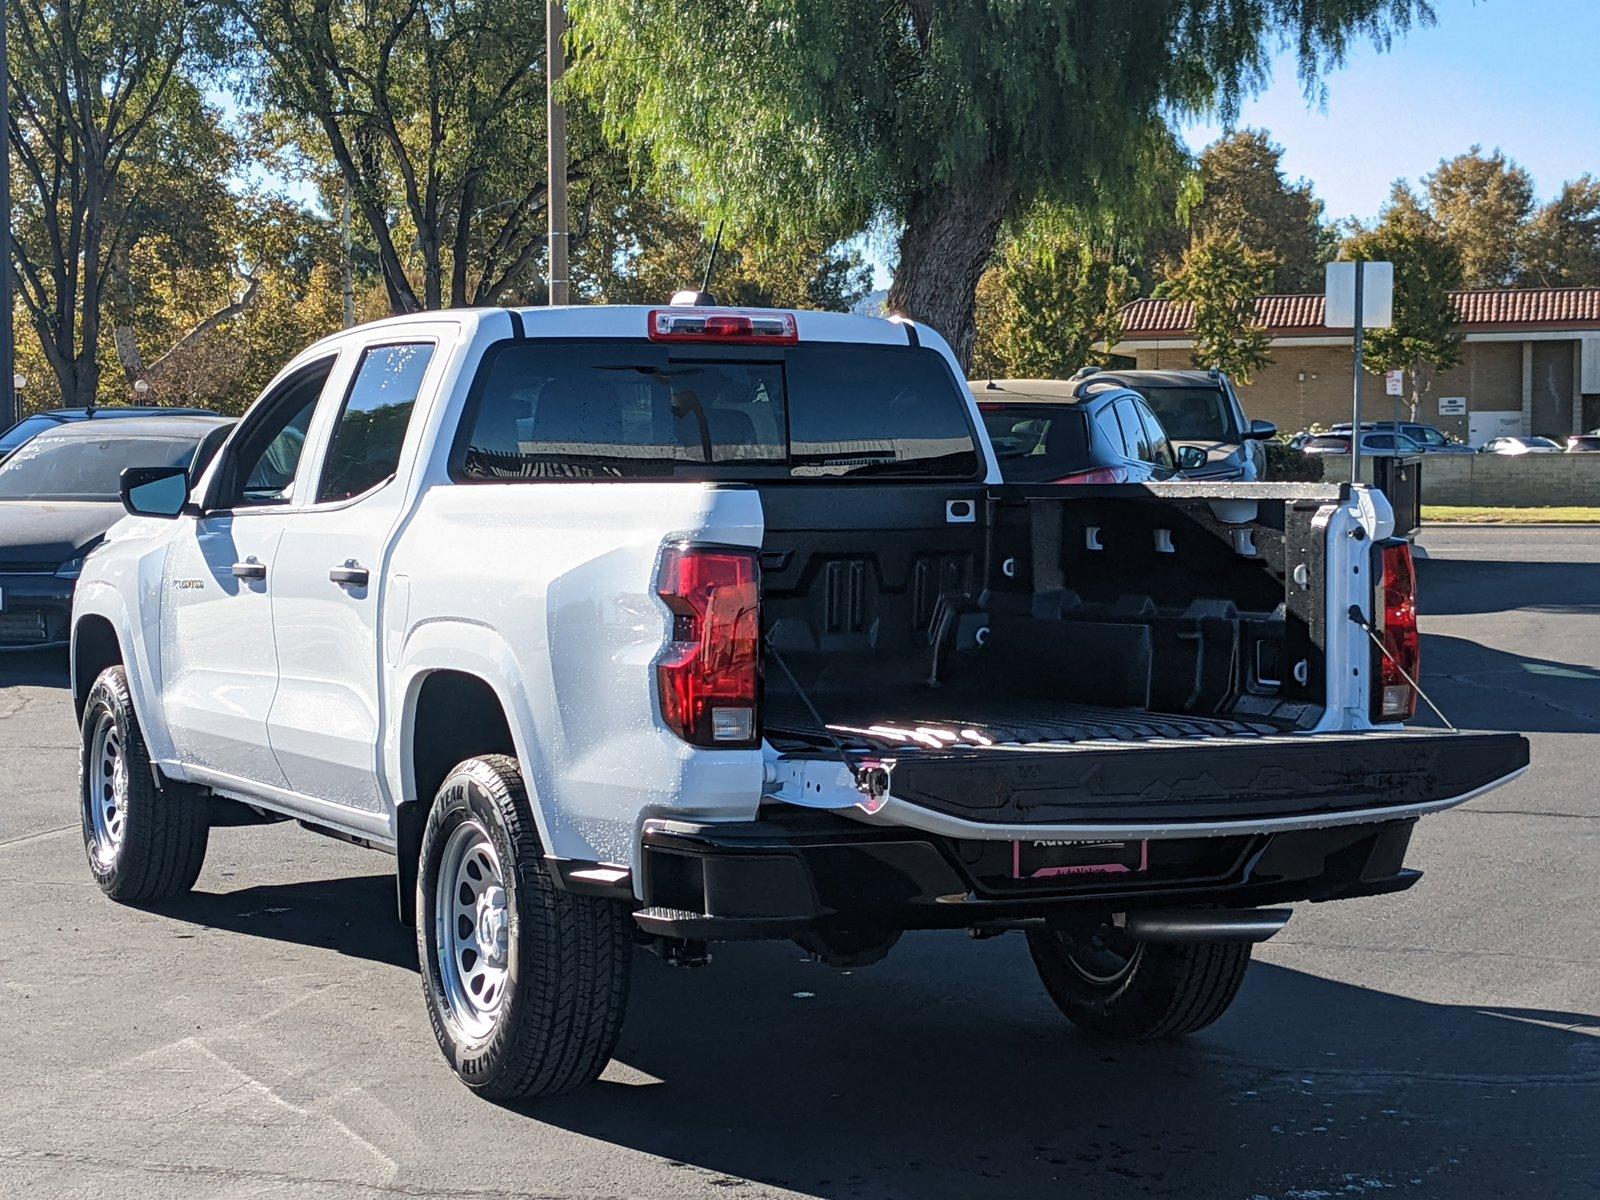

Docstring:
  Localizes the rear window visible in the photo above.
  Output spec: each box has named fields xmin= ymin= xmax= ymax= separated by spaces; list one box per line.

xmin=454 ymin=340 xmax=979 ymax=482
xmin=1131 ymin=386 xmax=1240 ymax=441
xmin=979 ymin=404 xmax=1090 ymax=483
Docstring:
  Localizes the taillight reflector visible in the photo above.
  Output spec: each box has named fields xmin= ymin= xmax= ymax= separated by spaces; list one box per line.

xmin=1372 ymin=540 xmax=1420 ymax=722
xmin=656 ymin=545 xmax=761 ymax=747
xmin=1054 ymin=466 xmax=1127 ymax=485
xmin=647 ymin=308 xmax=798 ymax=344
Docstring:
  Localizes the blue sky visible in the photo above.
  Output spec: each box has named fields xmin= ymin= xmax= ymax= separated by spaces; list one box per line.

xmin=862 ymin=1 xmax=1600 ymax=289
xmin=1180 ymin=0 xmax=1600 ymax=223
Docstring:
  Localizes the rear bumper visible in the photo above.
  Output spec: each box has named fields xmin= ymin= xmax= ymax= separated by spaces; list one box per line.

xmin=0 ymin=574 xmax=72 ymax=648
xmin=635 ymin=809 xmax=1426 ymax=941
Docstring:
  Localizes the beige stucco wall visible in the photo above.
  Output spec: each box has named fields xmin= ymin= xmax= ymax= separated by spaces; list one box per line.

xmin=1131 ymin=338 xmax=1582 ymax=440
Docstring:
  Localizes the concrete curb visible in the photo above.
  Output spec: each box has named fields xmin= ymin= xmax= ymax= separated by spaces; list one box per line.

xmin=1418 ymin=522 xmax=1600 ymax=529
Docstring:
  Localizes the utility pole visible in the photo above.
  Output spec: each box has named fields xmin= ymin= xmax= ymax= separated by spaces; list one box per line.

xmin=1 ymin=8 xmax=14 ymax=429
xmin=546 ymin=0 xmax=568 ymax=305
xmin=341 ymin=177 xmax=356 ymax=328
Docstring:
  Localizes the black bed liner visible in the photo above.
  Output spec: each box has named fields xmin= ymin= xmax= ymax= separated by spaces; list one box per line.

xmin=766 ymin=694 xmax=1307 ymax=751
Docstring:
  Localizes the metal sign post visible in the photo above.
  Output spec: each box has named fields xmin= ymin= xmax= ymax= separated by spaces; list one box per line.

xmin=1350 ymin=263 xmax=1365 ymax=485
xmin=1325 ymin=260 xmax=1395 ymax=487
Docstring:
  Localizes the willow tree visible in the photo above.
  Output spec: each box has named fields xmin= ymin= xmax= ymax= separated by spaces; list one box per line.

xmin=566 ymin=0 xmax=1433 ymax=366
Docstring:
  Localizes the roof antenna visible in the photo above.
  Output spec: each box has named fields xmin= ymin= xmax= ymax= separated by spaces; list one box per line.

xmin=699 ymin=220 xmax=725 ymax=301
xmin=669 ymin=220 xmax=724 ymax=307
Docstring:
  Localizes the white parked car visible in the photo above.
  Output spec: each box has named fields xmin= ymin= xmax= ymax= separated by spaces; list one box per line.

xmin=70 ymin=304 xmax=1528 ymax=1099
xmin=1479 ymin=436 xmax=1565 ymax=455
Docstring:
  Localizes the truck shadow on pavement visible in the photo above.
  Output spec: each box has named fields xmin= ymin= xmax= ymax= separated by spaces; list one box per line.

xmin=1419 ymin=631 xmax=1600 ymax=734
xmin=528 ymin=940 xmax=1599 ymax=1199
xmin=146 ymin=870 xmax=1598 ymax=1198
xmin=1417 ymin=558 xmax=1600 ymax=618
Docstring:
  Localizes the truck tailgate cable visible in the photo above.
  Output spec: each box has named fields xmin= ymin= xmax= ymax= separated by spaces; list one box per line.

xmin=1347 ymin=606 xmax=1458 ymax=733
xmin=764 ymin=638 xmax=863 ymax=786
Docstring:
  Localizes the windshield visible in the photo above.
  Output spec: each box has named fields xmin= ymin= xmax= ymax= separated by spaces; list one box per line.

xmin=0 ymin=414 xmax=65 ymax=456
xmin=1306 ymin=436 xmax=1350 ymax=450
xmin=979 ymin=404 xmax=1092 ymax=482
xmin=456 ymin=339 xmax=980 ymax=481
xmin=1129 ymin=385 xmax=1239 ymax=441
xmin=0 ymin=433 xmax=201 ymax=501
xmin=1570 ymin=436 xmax=1600 ymax=450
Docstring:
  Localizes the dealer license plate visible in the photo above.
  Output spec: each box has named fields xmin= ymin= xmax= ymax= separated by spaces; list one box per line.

xmin=1012 ymin=838 xmax=1148 ymax=880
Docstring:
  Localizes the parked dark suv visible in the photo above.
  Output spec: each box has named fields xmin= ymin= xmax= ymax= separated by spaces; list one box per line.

xmin=972 ymin=378 xmax=1206 ymax=484
xmin=1072 ymin=368 xmax=1276 ymax=480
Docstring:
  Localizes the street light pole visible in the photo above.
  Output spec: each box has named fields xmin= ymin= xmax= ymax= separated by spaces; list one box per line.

xmin=546 ymin=0 xmax=568 ymax=306
xmin=1 ymin=4 xmax=15 ymax=429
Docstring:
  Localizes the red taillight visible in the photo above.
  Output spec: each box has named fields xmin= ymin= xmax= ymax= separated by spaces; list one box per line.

xmin=1372 ymin=540 xmax=1420 ymax=722
xmin=647 ymin=308 xmax=799 ymax=344
xmin=656 ymin=545 xmax=761 ymax=747
xmin=1054 ymin=466 xmax=1126 ymax=485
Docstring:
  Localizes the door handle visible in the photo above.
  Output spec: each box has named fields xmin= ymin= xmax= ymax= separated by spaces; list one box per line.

xmin=231 ymin=560 xmax=266 ymax=580
xmin=329 ymin=563 xmax=370 ymax=587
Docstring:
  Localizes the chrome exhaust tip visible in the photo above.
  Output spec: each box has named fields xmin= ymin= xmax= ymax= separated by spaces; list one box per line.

xmin=1120 ymin=907 xmax=1292 ymax=944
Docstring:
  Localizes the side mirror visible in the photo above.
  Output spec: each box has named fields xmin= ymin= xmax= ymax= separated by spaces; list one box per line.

xmin=1176 ymin=444 xmax=1209 ymax=471
xmin=1244 ymin=419 xmax=1277 ymax=440
xmin=120 ymin=465 xmax=190 ymax=518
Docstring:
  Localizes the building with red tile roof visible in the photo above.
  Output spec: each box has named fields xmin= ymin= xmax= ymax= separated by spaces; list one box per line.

xmin=1105 ymin=287 xmax=1600 ymax=441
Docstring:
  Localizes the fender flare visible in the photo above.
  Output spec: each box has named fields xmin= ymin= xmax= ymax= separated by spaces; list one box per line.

xmin=390 ymin=618 xmax=560 ymax=855
xmin=71 ymin=581 xmax=178 ymax=764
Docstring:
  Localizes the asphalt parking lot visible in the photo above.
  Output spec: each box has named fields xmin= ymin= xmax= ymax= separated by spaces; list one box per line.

xmin=0 ymin=525 xmax=1595 ymax=1200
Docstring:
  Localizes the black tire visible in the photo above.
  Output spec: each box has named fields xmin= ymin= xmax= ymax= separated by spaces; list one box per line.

xmin=79 ymin=665 xmax=210 ymax=901
xmin=417 ymin=754 xmax=632 ymax=1099
xmin=1027 ymin=924 xmax=1251 ymax=1039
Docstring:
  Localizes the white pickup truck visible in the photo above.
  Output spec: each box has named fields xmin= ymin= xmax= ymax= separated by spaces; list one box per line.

xmin=72 ymin=304 xmax=1528 ymax=1099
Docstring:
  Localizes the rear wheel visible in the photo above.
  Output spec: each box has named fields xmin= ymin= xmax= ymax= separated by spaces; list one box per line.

xmin=79 ymin=665 xmax=210 ymax=901
xmin=1026 ymin=923 xmax=1251 ymax=1039
xmin=417 ymin=754 xmax=632 ymax=1099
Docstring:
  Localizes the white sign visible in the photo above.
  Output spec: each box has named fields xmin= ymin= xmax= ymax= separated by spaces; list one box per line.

xmin=1324 ymin=261 xmax=1394 ymax=329
xmin=1385 ymin=369 xmax=1404 ymax=396
xmin=1438 ymin=396 xmax=1466 ymax=416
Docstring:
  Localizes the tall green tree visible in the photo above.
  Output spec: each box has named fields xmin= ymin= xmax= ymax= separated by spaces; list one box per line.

xmin=1344 ymin=182 xmax=1463 ymax=420
xmin=7 ymin=0 xmax=213 ymax=407
xmin=226 ymin=0 xmax=601 ymax=313
xmin=565 ymin=0 xmax=1433 ymax=367
xmin=971 ymin=210 xmax=1137 ymax=379
xmin=1158 ymin=231 xmax=1276 ymax=383
xmin=1425 ymin=146 xmax=1534 ymax=288
xmin=1147 ymin=129 xmax=1332 ymax=293
xmin=1520 ymin=176 xmax=1600 ymax=288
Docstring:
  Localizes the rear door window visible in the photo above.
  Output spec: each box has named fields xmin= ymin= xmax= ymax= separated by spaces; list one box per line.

xmin=1114 ymin=398 xmax=1152 ymax=462
xmin=1134 ymin=401 xmax=1176 ymax=472
xmin=455 ymin=340 xmax=979 ymax=481
xmin=317 ymin=343 xmax=434 ymax=502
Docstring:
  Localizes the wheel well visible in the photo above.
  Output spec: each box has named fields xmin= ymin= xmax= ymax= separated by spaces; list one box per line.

xmin=397 ymin=670 xmax=518 ymax=925
xmin=72 ymin=616 xmax=123 ymax=721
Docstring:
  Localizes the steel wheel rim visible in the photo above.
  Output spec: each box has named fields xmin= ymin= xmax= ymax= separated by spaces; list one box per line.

xmin=434 ymin=819 xmax=510 ymax=1040
xmin=86 ymin=710 xmax=128 ymax=869
xmin=1061 ymin=928 xmax=1143 ymax=986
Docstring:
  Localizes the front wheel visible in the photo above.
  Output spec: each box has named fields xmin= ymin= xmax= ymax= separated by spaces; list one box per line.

xmin=1026 ymin=923 xmax=1251 ymax=1039
xmin=417 ymin=755 xmax=632 ymax=1099
xmin=79 ymin=665 xmax=210 ymax=901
